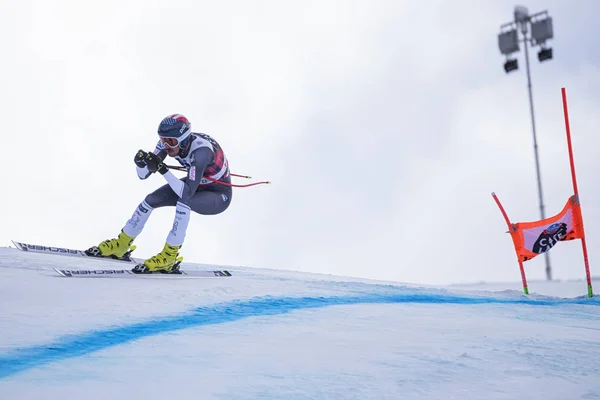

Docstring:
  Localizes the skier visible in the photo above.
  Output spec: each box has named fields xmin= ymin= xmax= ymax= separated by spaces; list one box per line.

xmin=86 ymin=114 xmax=233 ymax=273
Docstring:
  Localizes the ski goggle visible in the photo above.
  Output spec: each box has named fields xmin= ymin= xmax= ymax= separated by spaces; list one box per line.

xmin=159 ymin=136 xmax=180 ymax=148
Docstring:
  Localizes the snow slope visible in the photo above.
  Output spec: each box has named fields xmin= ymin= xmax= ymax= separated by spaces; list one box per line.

xmin=0 ymin=247 xmax=599 ymax=400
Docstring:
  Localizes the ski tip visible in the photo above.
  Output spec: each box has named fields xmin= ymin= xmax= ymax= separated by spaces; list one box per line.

xmin=53 ymin=268 xmax=67 ymax=277
xmin=11 ymin=240 xmax=25 ymax=250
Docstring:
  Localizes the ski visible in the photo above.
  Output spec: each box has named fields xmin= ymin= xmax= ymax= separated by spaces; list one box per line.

xmin=11 ymin=240 xmax=141 ymax=264
xmin=12 ymin=240 xmax=233 ymax=277
xmin=53 ymin=268 xmax=232 ymax=278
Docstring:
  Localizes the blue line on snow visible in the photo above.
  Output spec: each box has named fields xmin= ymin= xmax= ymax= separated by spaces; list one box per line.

xmin=0 ymin=292 xmax=598 ymax=379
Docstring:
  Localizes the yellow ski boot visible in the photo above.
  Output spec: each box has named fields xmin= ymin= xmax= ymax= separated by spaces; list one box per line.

xmin=133 ymin=242 xmax=183 ymax=274
xmin=85 ymin=230 xmax=136 ymax=260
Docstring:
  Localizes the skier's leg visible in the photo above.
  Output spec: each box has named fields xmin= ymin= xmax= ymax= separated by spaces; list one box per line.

xmin=89 ymin=183 xmax=181 ymax=258
xmin=138 ymin=200 xmax=189 ymax=272
xmin=144 ymin=182 xmax=180 ymax=209
xmin=121 ymin=183 xmax=179 ymax=238
xmin=165 ymin=190 xmax=232 ymax=248
xmin=162 ymin=186 xmax=232 ymax=247
xmin=139 ymin=188 xmax=232 ymax=272
xmin=186 ymin=188 xmax=232 ymax=216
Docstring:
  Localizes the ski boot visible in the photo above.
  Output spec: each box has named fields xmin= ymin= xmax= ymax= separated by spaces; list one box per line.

xmin=132 ymin=242 xmax=183 ymax=274
xmin=85 ymin=230 xmax=136 ymax=261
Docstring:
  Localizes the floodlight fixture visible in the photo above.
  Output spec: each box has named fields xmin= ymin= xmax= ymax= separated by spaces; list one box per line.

xmin=498 ymin=28 xmax=520 ymax=55
xmin=538 ymin=47 xmax=553 ymax=62
xmin=531 ymin=15 xmax=554 ymax=45
xmin=504 ymin=59 xmax=519 ymax=73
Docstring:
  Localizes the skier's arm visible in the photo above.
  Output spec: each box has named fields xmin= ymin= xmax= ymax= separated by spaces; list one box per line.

xmin=162 ymin=147 xmax=214 ymax=200
xmin=136 ymin=144 xmax=167 ymax=179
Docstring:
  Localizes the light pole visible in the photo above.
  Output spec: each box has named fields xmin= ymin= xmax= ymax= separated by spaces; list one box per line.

xmin=497 ymin=6 xmax=555 ymax=281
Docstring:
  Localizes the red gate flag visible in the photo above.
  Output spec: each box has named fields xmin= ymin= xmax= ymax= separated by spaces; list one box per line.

xmin=508 ymin=195 xmax=585 ymax=263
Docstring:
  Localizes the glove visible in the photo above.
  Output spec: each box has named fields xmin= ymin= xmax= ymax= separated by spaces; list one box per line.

xmin=134 ymin=150 xmax=148 ymax=168
xmin=145 ymin=152 xmax=168 ymax=175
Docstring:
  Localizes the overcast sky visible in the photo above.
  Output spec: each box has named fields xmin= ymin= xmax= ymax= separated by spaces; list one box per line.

xmin=2 ymin=0 xmax=599 ymax=286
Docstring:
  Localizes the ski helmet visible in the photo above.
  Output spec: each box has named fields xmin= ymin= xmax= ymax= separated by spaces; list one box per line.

xmin=157 ymin=114 xmax=192 ymax=149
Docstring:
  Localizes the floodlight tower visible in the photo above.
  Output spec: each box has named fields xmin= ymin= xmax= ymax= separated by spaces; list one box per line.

xmin=497 ymin=6 xmax=555 ymax=281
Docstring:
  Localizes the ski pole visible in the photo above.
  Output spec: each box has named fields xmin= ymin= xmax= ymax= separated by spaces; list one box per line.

xmin=166 ymin=164 xmax=252 ymax=178
xmin=165 ymin=165 xmax=270 ymax=187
